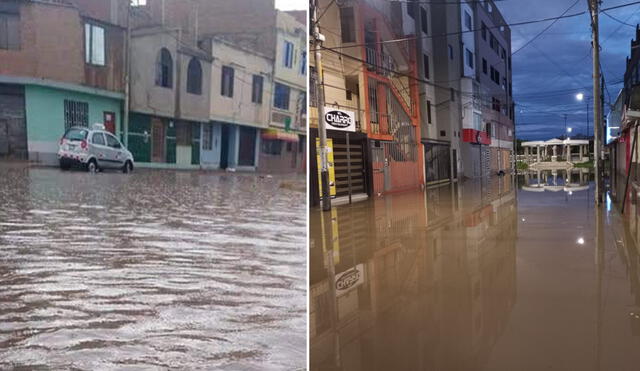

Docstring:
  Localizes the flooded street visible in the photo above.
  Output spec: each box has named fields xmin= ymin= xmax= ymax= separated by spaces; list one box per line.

xmin=310 ymin=170 xmax=640 ymax=371
xmin=0 ymin=164 xmax=306 ymax=370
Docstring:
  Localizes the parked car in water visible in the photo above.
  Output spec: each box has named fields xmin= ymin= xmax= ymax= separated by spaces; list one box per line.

xmin=57 ymin=124 xmax=134 ymax=173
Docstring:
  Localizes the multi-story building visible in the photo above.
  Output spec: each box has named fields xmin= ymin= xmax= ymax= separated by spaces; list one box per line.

xmin=203 ymin=36 xmax=273 ymax=171
xmin=394 ymin=1 xmax=454 ymax=186
xmin=473 ymin=1 xmax=514 ymax=176
xmin=259 ymin=11 xmax=307 ymax=173
xmin=127 ymin=22 xmax=212 ymax=168
xmin=125 ymin=0 xmax=305 ymax=172
xmin=310 ymin=0 xmax=423 ymax=205
xmin=0 ymin=0 xmax=128 ymax=163
xmin=432 ymin=0 xmax=513 ymax=179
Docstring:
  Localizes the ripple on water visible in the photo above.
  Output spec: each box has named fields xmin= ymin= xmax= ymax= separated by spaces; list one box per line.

xmin=0 ymin=167 xmax=306 ymax=369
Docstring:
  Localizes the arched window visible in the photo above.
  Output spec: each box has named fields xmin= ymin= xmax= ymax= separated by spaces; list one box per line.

xmin=155 ymin=48 xmax=173 ymax=88
xmin=186 ymin=57 xmax=202 ymax=95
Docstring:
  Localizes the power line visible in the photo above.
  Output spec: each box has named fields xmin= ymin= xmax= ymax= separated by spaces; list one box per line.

xmin=512 ymin=0 xmax=581 ymax=55
xmin=318 ymin=45 xmax=513 ymax=109
xmin=602 ymin=10 xmax=636 ymax=27
xmin=315 ymin=0 xmax=640 ymax=52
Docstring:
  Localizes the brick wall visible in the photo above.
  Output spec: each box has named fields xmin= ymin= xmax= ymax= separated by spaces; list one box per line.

xmin=0 ymin=1 xmax=125 ymax=93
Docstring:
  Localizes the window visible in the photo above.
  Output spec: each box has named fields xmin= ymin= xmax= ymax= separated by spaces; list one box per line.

xmin=252 ymin=75 xmax=264 ymax=104
xmin=481 ymin=22 xmax=487 ymax=40
xmin=221 ymin=65 xmax=234 ymax=97
xmin=186 ymin=58 xmax=202 ymax=95
xmin=156 ymin=48 xmax=173 ymax=88
xmin=283 ymin=41 xmax=294 ymax=68
xmin=427 ymin=100 xmax=432 ymax=124
xmin=64 ymin=100 xmax=89 ymax=130
xmin=340 ymin=7 xmax=356 ymax=43
xmin=450 ymin=88 xmax=455 ymax=102
xmin=84 ymin=24 xmax=105 ymax=66
xmin=495 ymin=69 xmax=500 ymax=84
xmin=423 ymin=54 xmax=430 ymax=80
xmin=420 ymin=7 xmax=428 ymax=34
xmin=92 ymin=133 xmax=105 ymax=146
xmin=486 ymin=123 xmax=492 ymax=136
xmin=262 ymin=139 xmax=282 ymax=155
xmin=440 ymin=130 xmax=446 ymax=137
xmin=300 ymin=51 xmax=306 ymax=75
xmin=0 ymin=7 xmax=20 ymax=50
xmin=482 ymin=58 xmax=487 ymax=74
xmin=448 ymin=44 xmax=453 ymax=60
xmin=106 ymin=134 xmax=121 ymax=148
xmin=501 ymin=47 xmax=506 ymax=59
xmin=464 ymin=11 xmax=472 ymax=30
xmin=203 ymin=124 xmax=212 ymax=150
xmin=274 ymin=83 xmax=290 ymax=110
xmin=465 ymin=48 xmax=473 ymax=68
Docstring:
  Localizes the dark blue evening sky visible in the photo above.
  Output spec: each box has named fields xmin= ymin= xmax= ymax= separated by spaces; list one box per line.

xmin=496 ymin=0 xmax=638 ymax=140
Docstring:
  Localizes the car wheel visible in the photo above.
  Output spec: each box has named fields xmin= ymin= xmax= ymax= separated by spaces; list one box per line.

xmin=87 ymin=159 xmax=98 ymax=173
xmin=122 ymin=161 xmax=133 ymax=174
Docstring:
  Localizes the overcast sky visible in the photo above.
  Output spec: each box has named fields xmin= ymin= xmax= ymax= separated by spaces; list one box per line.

xmin=497 ymin=0 xmax=639 ymax=140
xmin=275 ymin=0 xmax=306 ymax=10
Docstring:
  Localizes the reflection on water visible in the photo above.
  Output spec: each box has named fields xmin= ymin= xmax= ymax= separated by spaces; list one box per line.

xmin=310 ymin=173 xmax=640 ymax=371
xmin=0 ymin=165 xmax=306 ymax=370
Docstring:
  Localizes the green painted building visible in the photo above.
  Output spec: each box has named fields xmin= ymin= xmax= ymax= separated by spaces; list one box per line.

xmin=0 ymin=77 xmax=124 ymax=165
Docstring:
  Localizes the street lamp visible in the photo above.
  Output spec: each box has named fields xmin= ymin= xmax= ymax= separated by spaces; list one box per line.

xmin=576 ymin=92 xmax=590 ymax=141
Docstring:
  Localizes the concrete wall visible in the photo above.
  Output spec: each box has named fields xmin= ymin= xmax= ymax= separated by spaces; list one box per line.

xmin=0 ymin=1 xmax=125 ymax=93
xmin=25 ymin=85 xmax=122 ymax=165
xmin=274 ymin=11 xmax=306 ymax=91
xmin=130 ymin=30 xmax=179 ymax=119
xmin=208 ymin=38 xmax=273 ymax=129
xmin=178 ymin=51 xmax=212 ymax=123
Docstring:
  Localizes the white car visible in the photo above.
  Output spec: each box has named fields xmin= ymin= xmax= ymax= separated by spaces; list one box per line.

xmin=58 ymin=124 xmax=135 ymax=173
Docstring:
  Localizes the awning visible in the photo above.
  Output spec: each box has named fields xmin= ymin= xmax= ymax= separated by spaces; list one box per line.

xmin=262 ymin=129 xmax=299 ymax=142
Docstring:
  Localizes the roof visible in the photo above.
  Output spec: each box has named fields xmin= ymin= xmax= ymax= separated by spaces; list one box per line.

xmin=522 ymin=138 xmax=590 ymax=147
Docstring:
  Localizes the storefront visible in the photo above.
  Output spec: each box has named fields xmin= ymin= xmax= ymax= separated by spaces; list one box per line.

xmin=259 ymin=128 xmax=304 ymax=173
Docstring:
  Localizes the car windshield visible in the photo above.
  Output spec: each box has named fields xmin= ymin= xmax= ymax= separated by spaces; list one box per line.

xmin=64 ymin=128 xmax=88 ymax=142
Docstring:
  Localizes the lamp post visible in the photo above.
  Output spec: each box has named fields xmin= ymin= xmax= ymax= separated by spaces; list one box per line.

xmin=576 ymin=93 xmax=591 ymax=156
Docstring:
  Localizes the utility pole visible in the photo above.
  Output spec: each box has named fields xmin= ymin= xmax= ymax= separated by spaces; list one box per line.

xmin=123 ymin=3 xmax=131 ymax=147
xmin=312 ymin=0 xmax=331 ymax=211
xmin=589 ymin=0 xmax=602 ymax=205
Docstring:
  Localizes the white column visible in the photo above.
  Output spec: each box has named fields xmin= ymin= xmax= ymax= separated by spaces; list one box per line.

xmin=536 ymin=146 xmax=541 ymax=162
xmin=579 ymin=145 xmax=583 ymax=160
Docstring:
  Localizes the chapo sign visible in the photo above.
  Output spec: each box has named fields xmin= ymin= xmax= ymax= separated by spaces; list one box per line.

xmin=324 ymin=107 xmax=355 ymax=132
xmin=335 ymin=264 xmax=365 ymax=296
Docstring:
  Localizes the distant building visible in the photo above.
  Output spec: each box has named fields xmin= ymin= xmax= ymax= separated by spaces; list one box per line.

xmin=432 ymin=0 xmax=515 ymax=179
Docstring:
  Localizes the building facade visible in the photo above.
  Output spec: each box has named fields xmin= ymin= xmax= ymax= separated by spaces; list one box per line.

xmin=0 ymin=0 xmax=127 ymax=164
xmin=128 ymin=26 xmax=212 ymax=168
xmin=259 ymin=11 xmax=307 ymax=174
xmin=431 ymin=0 xmax=514 ymax=180
xmin=310 ymin=0 xmax=424 ymax=205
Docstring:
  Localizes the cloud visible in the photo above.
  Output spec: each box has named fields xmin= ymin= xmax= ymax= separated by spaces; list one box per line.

xmin=497 ymin=0 xmax=640 ymax=139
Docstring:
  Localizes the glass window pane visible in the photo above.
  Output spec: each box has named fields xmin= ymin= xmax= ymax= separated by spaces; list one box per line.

xmin=92 ymin=25 xmax=105 ymax=65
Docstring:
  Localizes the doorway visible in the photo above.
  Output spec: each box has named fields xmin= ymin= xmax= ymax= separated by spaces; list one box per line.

xmin=151 ymin=118 xmax=165 ymax=163
xmin=220 ymin=124 xmax=230 ymax=169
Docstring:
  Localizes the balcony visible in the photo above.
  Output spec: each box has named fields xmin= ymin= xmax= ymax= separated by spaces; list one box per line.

xmin=366 ymin=47 xmax=397 ymax=78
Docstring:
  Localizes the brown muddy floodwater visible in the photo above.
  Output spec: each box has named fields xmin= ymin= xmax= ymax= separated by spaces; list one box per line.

xmin=311 ymin=169 xmax=640 ymax=371
xmin=0 ymin=165 xmax=306 ymax=370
